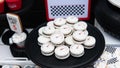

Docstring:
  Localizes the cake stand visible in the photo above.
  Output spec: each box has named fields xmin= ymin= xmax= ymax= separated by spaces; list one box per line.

xmin=25 ymin=23 xmax=105 ymax=68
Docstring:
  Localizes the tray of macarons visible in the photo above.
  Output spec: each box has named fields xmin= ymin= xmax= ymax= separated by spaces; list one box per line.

xmin=25 ymin=16 xmax=105 ymax=68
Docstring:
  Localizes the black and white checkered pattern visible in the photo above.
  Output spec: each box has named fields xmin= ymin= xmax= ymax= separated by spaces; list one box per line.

xmin=107 ymin=57 xmax=118 ymax=64
xmin=50 ymin=5 xmax=85 ymax=16
xmin=105 ymin=46 xmax=117 ymax=54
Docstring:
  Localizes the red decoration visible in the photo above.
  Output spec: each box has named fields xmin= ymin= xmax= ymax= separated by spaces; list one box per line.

xmin=0 ymin=0 xmax=4 ymax=13
xmin=6 ymin=0 xmax=22 ymax=10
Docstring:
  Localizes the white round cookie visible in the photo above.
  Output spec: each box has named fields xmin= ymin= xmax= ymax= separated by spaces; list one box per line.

xmin=73 ymin=21 xmax=87 ymax=31
xmin=38 ymin=26 xmax=45 ymax=36
xmin=23 ymin=65 xmax=33 ymax=68
xmin=66 ymin=16 xmax=78 ymax=25
xmin=50 ymin=33 xmax=64 ymax=45
xmin=70 ymin=44 xmax=84 ymax=57
xmin=2 ymin=65 xmax=10 ymax=68
xmin=65 ymin=36 xmax=74 ymax=46
xmin=12 ymin=32 xmax=27 ymax=47
xmin=53 ymin=18 xmax=66 ymax=28
xmin=83 ymin=36 xmax=96 ymax=49
xmin=54 ymin=29 xmax=61 ymax=34
xmin=47 ymin=21 xmax=54 ymax=27
xmin=12 ymin=65 xmax=20 ymax=68
xmin=55 ymin=45 xmax=70 ymax=59
xmin=72 ymin=30 xmax=88 ymax=42
xmin=60 ymin=25 xmax=73 ymax=36
xmin=42 ymin=26 xmax=55 ymax=37
xmin=41 ymin=43 xmax=55 ymax=56
xmin=37 ymin=36 xmax=50 ymax=46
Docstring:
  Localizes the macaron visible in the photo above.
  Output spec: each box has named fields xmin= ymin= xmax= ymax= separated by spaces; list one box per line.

xmin=73 ymin=21 xmax=87 ymax=31
xmin=37 ymin=36 xmax=50 ymax=46
xmin=70 ymin=44 xmax=84 ymax=57
xmin=55 ymin=45 xmax=70 ymax=59
xmin=66 ymin=16 xmax=78 ymax=25
xmin=83 ymin=36 xmax=96 ymax=49
xmin=53 ymin=18 xmax=66 ymax=28
xmin=50 ymin=33 xmax=64 ymax=46
xmin=41 ymin=43 xmax=55 ymax=56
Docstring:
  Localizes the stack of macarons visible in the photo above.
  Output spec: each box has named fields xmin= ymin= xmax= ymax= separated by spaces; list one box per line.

xmin=37 ymin=16 xmax=96 ymax=60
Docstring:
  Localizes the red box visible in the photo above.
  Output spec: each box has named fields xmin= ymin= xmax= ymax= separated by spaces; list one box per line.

xmin=0 ymin=0 xmax=4 ymax=13
xmin=6 ymin=0 xmax=22 ymax=11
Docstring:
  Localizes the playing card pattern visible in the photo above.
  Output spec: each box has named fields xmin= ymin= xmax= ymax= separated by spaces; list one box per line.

xmin=94 ymin=46 xmax=120 ymax=68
